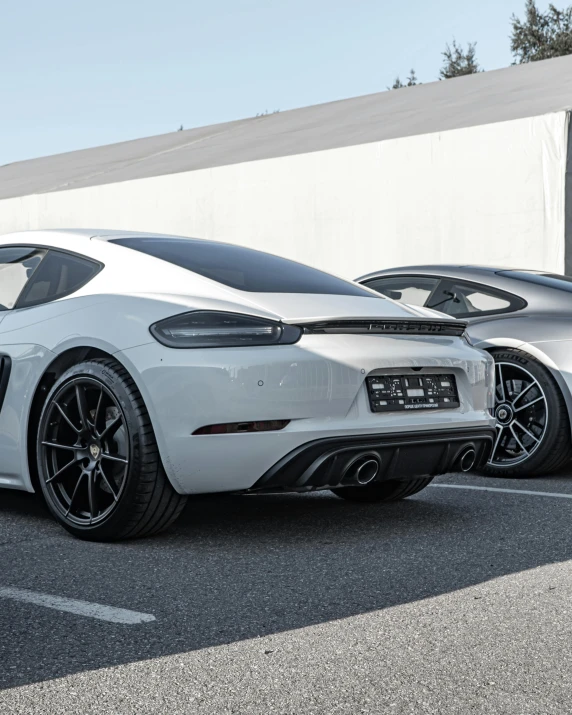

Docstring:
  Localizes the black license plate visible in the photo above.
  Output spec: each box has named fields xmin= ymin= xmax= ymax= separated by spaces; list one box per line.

xmin=367 ymin=374 xmax=460 ymax=413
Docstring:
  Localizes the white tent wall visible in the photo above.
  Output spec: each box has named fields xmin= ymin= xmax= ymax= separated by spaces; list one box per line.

xmin=0 ymin=111 xmax=568 ymax=279
xmin=565 ymin=113 xmax=572 ymax=275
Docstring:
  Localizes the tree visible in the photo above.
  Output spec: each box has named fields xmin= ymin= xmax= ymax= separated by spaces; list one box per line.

xmin=439 ymin=40 xmax=482 ymax=79
xmin=389 ymin=69 xmax=419 ymax=90
xmin=511 ymin=0 xmax=572 ymax=63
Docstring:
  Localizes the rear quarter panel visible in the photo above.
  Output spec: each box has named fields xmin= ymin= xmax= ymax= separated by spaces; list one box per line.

xmin=0 ymin=294 xmax=192 ymax=491
xmin=467 ymin=314 xmax=572 ymax=347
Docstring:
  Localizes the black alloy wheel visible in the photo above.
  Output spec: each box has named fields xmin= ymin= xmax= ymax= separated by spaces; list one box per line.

xmin=40 ymin=377 xmax=129 ymax=526
xmin=37 ymin=359 xmax=187 ymax=540
xmin=484 ymin=348 xmax=572 ymax=477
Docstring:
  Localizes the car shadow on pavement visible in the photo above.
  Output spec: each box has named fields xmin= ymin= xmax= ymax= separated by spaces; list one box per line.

xmin=1 ymin=482 xmax=571 ymax=689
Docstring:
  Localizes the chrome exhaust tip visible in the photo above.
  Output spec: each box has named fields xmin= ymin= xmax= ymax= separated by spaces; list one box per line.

xmin=459 ymin=447 xmax=476 ymax=473
xmin=355 ymin=458 xmax=380 ymax=485
xmin=344 ymin=453 xmax=381 ymax=485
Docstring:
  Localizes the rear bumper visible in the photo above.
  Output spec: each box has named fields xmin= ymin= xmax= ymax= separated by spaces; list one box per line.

xmin=117 ymin=335 xmax=495 ymax=494
xmin=249 ymin=427 xmax=496 ymax=493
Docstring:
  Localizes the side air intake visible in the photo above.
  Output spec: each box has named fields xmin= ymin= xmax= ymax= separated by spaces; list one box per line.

xmin=0 ymin=356 xmax=12 ymax=412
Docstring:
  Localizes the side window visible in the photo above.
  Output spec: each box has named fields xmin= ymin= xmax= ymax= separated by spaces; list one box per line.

xmin=0 ymin=247 xmax=45 ymax=310
xmin=427 ymin=281 xmax=518 ymax=317
xmin=16 ymin=250 xmax=101 ymax=309
xmin=364 ymin=276 xmax=440 ymax=307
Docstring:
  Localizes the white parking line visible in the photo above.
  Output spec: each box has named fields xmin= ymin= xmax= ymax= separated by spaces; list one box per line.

xmin=0 ymin=587 xmax=156 ymax=624
xmin=431 ymin=484 xmax=572 ymax=499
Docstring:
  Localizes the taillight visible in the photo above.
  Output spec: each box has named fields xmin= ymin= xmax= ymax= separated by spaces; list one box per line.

xmin=150 ymin=311 xmax=302 ymax=349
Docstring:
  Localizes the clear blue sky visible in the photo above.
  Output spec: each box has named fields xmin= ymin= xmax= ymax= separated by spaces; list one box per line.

xmin=0 ymin=0 xmax=555 ymax=165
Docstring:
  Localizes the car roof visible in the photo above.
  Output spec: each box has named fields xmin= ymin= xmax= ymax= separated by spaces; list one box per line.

xmin=357 ymin=264 xmax=528 ymax=282
xmin=0 ymin=228 xmax=191 ymax=243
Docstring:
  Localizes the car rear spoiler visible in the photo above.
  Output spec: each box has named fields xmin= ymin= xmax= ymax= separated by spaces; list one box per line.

xmin=295 ymin=319 xmax=468 ymax=337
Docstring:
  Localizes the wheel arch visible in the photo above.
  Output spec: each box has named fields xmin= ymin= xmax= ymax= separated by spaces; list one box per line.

xmin=25 ymin=344 xmax=182 ymax=496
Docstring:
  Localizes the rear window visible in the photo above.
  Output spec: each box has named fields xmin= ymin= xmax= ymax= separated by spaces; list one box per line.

xmin=498 ymin=271 xmax=572 ymax=293
xmin=110 ymin=237 xmax=375 ymax=296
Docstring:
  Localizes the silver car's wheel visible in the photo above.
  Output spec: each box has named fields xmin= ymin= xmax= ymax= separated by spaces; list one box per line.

xmin=490 ymin=362 xmax=548 ymax=467
xmin=484 ymin=349 xmax=572 ymax=477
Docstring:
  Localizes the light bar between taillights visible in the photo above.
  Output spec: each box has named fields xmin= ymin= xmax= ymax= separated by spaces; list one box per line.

xmin=300 ymin=319 xmax=468 ymax=337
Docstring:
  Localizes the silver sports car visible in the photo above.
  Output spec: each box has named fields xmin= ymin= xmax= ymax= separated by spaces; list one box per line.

xmin=358 ymin=265 xmax=572 ymax=477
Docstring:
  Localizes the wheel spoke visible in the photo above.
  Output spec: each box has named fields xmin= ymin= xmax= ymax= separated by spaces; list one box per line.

xmin=75 ymin=384 xmax=91 ymax=430
xmin=97 ymin=464 xmax=119 ymax=501
xmin=511 ymin=381 xmax=536 ymax=407
xmin=101 ymin=453 xmax=128 ymax=464
xmin=496 ymin=364 xmax=506 ymax=403
xmin=514 ymin=395 xmax=544 ymax=413
xmin=491 ymin=425 xmax=504 ymax=463
xmin=514 ymin=420 xmax=540 ymax=444
xmin=93 ymin=387 xmax=104 ymax=435
xmin=509 ymin=423 xmax=529 ymax=455
xmin=65 ymin=471 xmax=87 ymax=517
xmin=54 ymin=403 xmax=81 ymax=434
xmin=45 ymin=457 xmax=79 ymax=484
xmin=99 ymin=416 xmax=122 ymax=441
xmin=42 ymin=441 xmax=76 ymax=452
xmin=87 ymin=472 xmax=100 ymax=523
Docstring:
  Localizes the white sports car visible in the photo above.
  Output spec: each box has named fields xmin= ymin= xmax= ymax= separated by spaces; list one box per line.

xmin=0 ymin=230 xmax=496 ymax=540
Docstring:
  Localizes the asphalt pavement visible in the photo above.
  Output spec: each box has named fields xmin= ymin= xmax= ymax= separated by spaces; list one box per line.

xmin=2 ymin=470 xmax=572 ymax=714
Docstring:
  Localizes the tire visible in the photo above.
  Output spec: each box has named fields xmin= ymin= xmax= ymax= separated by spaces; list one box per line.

xmin=331 ymin=477 xmax=433 ymax=503
xmin=484 ymin=348 xmax=572 ymax=477
xmin=36 ymin=358 xmax=187 ymax=541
